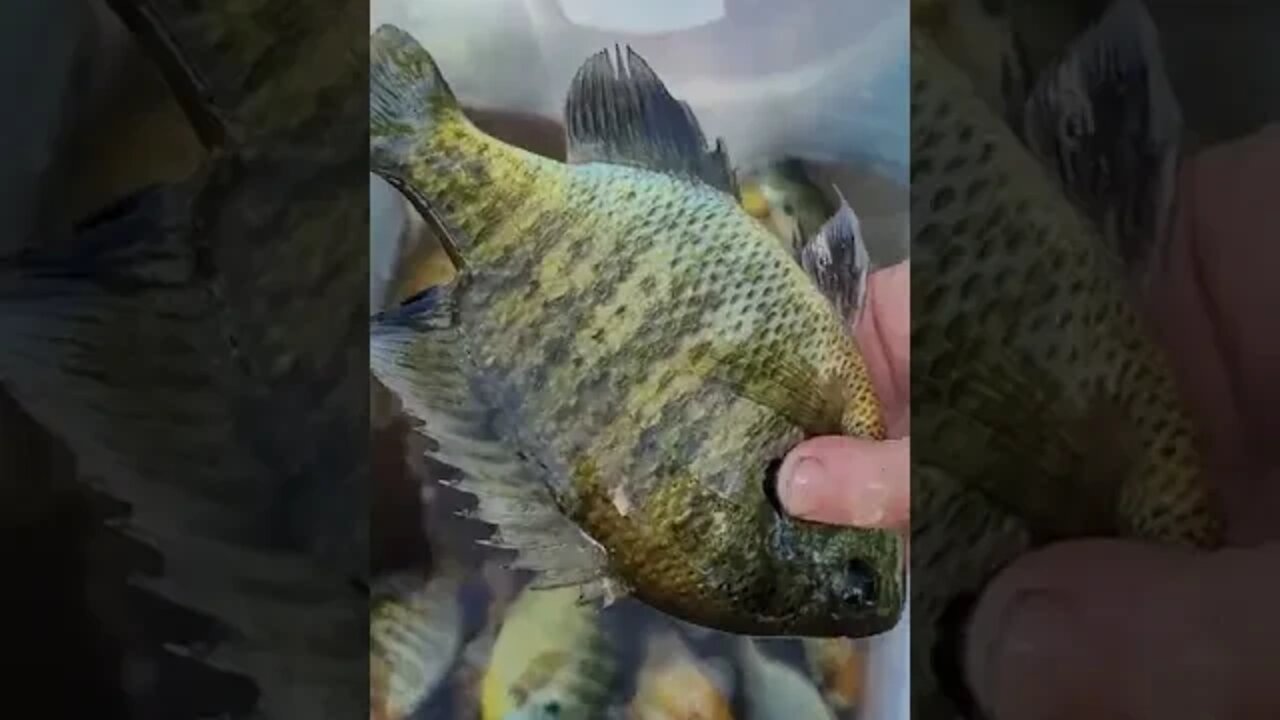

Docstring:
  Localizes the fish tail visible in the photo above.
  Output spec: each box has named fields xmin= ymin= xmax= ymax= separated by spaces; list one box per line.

xmin=370 ymin=24 xmax=463 ymax=173
xmin=370 ymin=24 xmax=555 ymax=256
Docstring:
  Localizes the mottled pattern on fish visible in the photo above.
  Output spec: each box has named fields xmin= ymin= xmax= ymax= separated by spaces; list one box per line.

xmin=370 ymin=28 xmax=903 ymax=638
xmin=371 ymin=573 xmax=463 ymax=720
xmin=0 ymin=1 xmax=369 ymax=717
xmin=482 ymin=586 xmax=616 ymax=720
xmin=106 ymin=0 xmax=363 ymax=146
xmin=910 ymin=26 xmax=1219 ymax=719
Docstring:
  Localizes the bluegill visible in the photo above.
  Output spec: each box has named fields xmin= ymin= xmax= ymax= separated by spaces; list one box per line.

xmin=370 ymin=570 xmax=464 ymax=720
xmin=0 ymin=0 xmax=367 ymax=715
xmin=368 ymin=25 xmax=905 ymax=638
xmin=481 ymin=586 xmax=616 ymax=720
xmin=739 ymin=158 xmax=837 ymax=249
xmin=628 ymin=630 xmax=734 ymax=720
xmin=910 ymin=4 xmax=1219 ymax=718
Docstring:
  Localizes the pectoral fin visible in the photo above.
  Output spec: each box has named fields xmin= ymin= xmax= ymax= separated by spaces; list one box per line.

xmin=1020 ymin=0 xmax=1182 ymax=289
xmin=792 ymin=190 xmax=873 ymax=331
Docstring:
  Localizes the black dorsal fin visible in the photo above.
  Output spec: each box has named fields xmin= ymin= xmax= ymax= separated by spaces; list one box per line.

xmin=564 ymin=45 xmax=738 ymax=196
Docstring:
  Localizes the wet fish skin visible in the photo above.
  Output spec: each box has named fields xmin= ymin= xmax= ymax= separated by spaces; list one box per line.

xmin=482 ymin=586 xmax=616 ymax=720
xmin=369 ymin=26 xmax=904 ymax=638
xmin=739 ymin=158 xmax=836 ymax=248
xmin=909 ymin=24 xmax=1219 ymax=720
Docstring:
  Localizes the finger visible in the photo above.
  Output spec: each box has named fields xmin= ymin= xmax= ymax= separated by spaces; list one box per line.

xmin=965 ymin=539 xmax=1280 ymax=720
xmin=857 ymin=263 xmax=910 ymax=428
xmin=776 ymin=435 xmax=909 ymax=529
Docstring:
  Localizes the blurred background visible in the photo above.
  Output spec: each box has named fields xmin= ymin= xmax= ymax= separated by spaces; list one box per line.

xmin=6 ymin=0 xmax=1277 ymax=717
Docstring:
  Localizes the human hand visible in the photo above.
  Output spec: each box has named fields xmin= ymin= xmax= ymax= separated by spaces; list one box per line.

xmin=964 ymin=125 xmax=1280 ymax=719
xmin=775 ymin=261 xmax=910 ymax=530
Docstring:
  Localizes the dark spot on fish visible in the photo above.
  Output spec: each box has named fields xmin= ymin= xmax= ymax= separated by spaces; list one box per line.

xmin=957 ymin=125 xmax=975 ymax=144
xmin=978 ymin=142 xmax=996 ymax=164
xmin=965 ymin=178 xmax=990 ymax=203
xmin=840 ymin=559 xmax=878 ymax=608
xmin=782 ymin=202 xmax=796 ymax=216
xmin=915 ymin=222 xmax=945 ymax=249
xmin=931 ymin=187 xmax=956 ymax=212
xmin=543 ymin=701 xmax=562 ymax=716
xmin=911 ymin=158 xmax=934 ymax=178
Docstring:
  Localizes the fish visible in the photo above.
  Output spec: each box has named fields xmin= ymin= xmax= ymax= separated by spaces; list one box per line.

xmin=0 ymin=0 xmax=368 ymax=716
xmin=481 ymin=585 xmax=617 ymax=720
xmin=802 ymin=637 xmax=868 ymax=714
xmin=367 ymin=25 xmax=904 ymax=639
xmin=370 ymin=570 xmax=465 ymax=720
xmin=739 ymin=158 xmax=837 ymax=249
xmin=627 ymin=629 xmax=734 ymax=720
xmin=909 ymin=7 xmax=1220 ymax=719
xmin=737 ymin=638 xmax=835 ymax=720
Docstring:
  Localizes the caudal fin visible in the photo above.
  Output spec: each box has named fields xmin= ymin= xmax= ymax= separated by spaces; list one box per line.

xmin=370 ymin=24 xmax=463 ymax=178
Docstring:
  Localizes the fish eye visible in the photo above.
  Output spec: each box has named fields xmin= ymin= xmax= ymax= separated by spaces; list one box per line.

xmin=841 ymin=559 xmax=878 ymax=608
xmin=543 ymin=701 xmax=562 ymax=717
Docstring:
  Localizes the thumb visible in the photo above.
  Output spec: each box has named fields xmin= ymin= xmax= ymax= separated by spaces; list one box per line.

xmin=776 ymin=435 xmax=909 ymax=528
xmin=965 ymin=539 xmax=1280 ymax=720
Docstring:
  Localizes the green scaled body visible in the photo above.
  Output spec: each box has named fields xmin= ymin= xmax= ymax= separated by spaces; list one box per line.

xmin=369 ymin=26 xmax=904 ymax=638
xmin=910 ymin=4 xmax=1219 ymax=718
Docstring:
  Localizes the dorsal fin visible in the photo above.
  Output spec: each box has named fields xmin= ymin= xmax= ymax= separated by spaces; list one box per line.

xmin=564 ymin=45 xmax=738 ymax=196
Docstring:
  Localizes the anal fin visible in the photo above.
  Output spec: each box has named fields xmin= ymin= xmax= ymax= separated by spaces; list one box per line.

xmin=369 ymin=286 xmax=612 ymax=601
xmin=564 ymin=45 xmax=738 ymax=196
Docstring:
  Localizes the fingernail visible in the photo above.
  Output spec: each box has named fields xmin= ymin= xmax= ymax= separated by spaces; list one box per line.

xmin=967 ymin=590 xmax=1079 ymax=718
xmin=780 ymin=457 xmax=825 ymax=517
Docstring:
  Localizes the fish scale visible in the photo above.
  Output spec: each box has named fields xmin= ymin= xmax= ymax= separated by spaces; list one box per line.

xmin=910 ymin=20 xmax=1220 ymax=720
xmin=370 ymin=25 xmax=904 ymax=638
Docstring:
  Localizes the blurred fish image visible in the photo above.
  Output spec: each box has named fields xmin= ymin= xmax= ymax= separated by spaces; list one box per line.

xmin=803 ymin=637 xmax=867 ymax=714
xmin=368 ymin=25 xmax=904 ymax=638
xmin=739 ymin=158 xmax=837 ymax=248
xmin=910 ymin=3 xmax=1219 ymax=718
xmin=371 ymin=570 xmax=464 ymax=720
xmin=737 ymin=638 xmax=835 ymax=720
xmin=481 ymin=585 xmax=616 ymax=720
xmin=0 ymin=0 xmax=368 ymax=715
xmin=628 ymin=629 xmax=734 ymax=720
